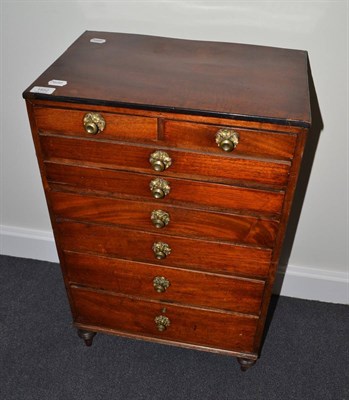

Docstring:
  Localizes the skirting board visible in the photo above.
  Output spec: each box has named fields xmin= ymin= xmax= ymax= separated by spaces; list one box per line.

xmin=1 ymin=224 xmax=348 ymax=305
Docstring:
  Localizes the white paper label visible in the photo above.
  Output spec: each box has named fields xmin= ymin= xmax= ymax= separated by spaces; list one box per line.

xmin=48 ymin=79 xmax=67 ymax=87
xmin=30 ymin=86 xmax=56 ymax=94
xmin=90 ymin=38 xmax=106 ymax=44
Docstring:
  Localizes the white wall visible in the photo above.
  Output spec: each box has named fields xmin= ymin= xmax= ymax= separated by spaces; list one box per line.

xmin=1 ymin=1 xmax=348 ymax=304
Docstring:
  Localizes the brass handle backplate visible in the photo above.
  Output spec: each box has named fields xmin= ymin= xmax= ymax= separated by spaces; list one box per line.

xmin=83 ymin=112 xmax=106 ymax=135
xmin=153 ymin=276 xmax=170 ymax=293
xmin=151 ymin=210 xmax=170 ymax=228
xmin=149 ymin=178 xmax=170 ymax=199
xmin=152 ymin=242 xmax=171 ymax=260
xmin=215 ymin=128 xmax=239 ymax=152
xmin=149 ymin=151 xmax=172 ymax=172
xmin=155 ymin=315 xmax=170 ymax=332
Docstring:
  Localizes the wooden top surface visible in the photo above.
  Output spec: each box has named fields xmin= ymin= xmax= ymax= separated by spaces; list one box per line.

xmin=23 ymin=31 xmax=311 ymax=127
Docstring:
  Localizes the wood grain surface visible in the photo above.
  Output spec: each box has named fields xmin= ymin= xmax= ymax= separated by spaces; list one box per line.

xmin=56 ymin=220 xmax=272 ymax=277
xmin=23 ymin=32 xmax=311 ymax=365
xmin=71 ymin=286 xmax=258 ymax=353
xmin=34 ymin=106 xmax=158 ymax=142
xmin=40 ymin=134 xmax=290 ymax=187
xmin=163 ymin=120 xmax=297 ymax=160
xmin=23 ymin=31 xmax=311 ymax=127
xmin=45 ymin=163 xmax=285 ymax=216
xmin=49 ymin=191 xmax=279 ymax=247
xmin=64 ymin=251 xmax=265 ymax=315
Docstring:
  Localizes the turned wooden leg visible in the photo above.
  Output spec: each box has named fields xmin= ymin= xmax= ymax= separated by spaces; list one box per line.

xmin=237 ymin=357 xmax=256 ymax=371
xmin=77 ymin=329 xmax=96 ymax=347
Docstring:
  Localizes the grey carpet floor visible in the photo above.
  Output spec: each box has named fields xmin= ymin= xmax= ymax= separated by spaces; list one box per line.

xmin=0 ymin=255 xmax=348 ymax=400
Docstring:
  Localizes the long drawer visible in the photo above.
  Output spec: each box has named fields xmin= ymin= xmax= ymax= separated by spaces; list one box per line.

xmin=45 ymin=163 xmax=285 ymax=216
xmin=40 ymin=135 xmax=290 ymax=187
xmin=56 ymin=221 xmax=272 ymax=277
xmin=64 ymin=252 xmax=265 ymax=315
xmin=50 ymin=191 xmax=278 ymax=247
xmin=71 ymin=286 xmax=258 ymax=353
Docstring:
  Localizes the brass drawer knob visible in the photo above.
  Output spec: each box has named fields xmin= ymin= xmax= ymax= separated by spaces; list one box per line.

xmin=155 ymin=315 xmax=170 ymax=332
xmin=153 ymin=276 xmax=170 ymax=293
xmin=149 ymin=178 xmax=170 ymax=199
xmin=215 ymin=128 xmax=239 ymax=152
xmin=151 ymin=210 xmax=170 ymax=228
xmin=83 ymin=112 xmax=106 ymax=135
xmin=152 ymin=242 xmax=171 ymax=260
xmin=149 ymin=150 xmax=172 ymax=172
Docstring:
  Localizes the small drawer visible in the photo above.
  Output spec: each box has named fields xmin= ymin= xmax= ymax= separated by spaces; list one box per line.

xmin=64 ymin=252 xmax=265 ymax=315
xmin=57 ymin=221 xmax=272 ymax=277
xmin=163 ymin=120 xmax=297 ymax=160
xmin=40 ymin=135 xmax=290 ymax=187
xmin=71 ymin=286 xmax=258 ymax=353
xmin=34 ymin=107 xmax=158 ymax=142
xmin=50 ymin=191 xmax=278 ymax=248
xmin=45 ymin=163 xmax=285 ymax=217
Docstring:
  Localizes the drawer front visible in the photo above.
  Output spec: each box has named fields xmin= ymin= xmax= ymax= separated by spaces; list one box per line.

xmin=45 ymin=163 xmax=284 ymax=216
xmin=40 ymin=135 xmax=290 ymax=187
xmin=163 ymin=120 xmax=297 ymax=160
xmin=34 ymin=107 xmax=158 ymax=142
xmin=57 ymin=221 xmax=271 ymax=277
xmin=50 ymin=191 xmax=278 ymax=248
xmin=71 ymin=286 xmax=258 ymax=353
xmin=64 ymin=252 xmax=265 ymax=315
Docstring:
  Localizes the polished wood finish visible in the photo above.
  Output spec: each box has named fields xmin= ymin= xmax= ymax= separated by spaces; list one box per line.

xmin=64 ymin=252 xmax=265 ymax=315
xmin=57 ymin=221 xmax=272 ymax=277
xmin=71 ymin=286 xmax=258 ymax=353
xmin=49 ymin=191 xmax=279 ymax=247
xmin=40 ymin=134 xmax=291 ymax=187
xmin=29 ymin=99 xmax=307 ymax=134
xmin=34 ymin=107 xmax=158 ymax=142
xmin=23 ymin=31 xmax=310 ymax=127
xmin=23 ymin=31 xmax=311 ymax=370
xmin=163 ymin=120 xmax=297 ymax=160
xmin=45 ymin=163 xmax=285 ymax=215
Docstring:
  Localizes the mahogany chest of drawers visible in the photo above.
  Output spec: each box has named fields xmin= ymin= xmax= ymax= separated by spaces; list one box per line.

xmin=23 ymin=31 xmax=311 ymax=370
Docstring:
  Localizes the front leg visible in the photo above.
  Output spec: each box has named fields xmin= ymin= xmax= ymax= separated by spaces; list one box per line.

xmin=237 ymin=357 xmax=256 ymax=371
xmin=77 ymin=329 xmax=96 ymax=347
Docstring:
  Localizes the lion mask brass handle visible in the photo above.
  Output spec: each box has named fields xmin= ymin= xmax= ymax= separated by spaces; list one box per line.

xmin=149 ymin=178 xmax=170 ymax=199
xmin=151 ymin=210 xmax=170 ymax=228
xmin=215 ymin=128 xmax=239 ymax=152
xmin=153 ymin=276 xmax=170 ymax=293
xmin=152 ymin=242 xmax=171 ymax=260
xmin=155 ymin=315 xmax=170 ymax=332
xmin=149 ymin=151 xmax=172 ymax=172
xmin=83 ymin=112 xmax=106 ymax=135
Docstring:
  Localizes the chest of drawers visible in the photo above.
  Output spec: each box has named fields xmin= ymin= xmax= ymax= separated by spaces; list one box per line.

xmin=23 ymin=31 xmax=311 ymax=370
